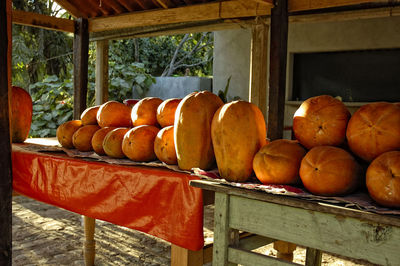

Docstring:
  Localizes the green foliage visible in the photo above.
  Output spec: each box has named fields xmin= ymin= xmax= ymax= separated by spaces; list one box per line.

xmin=29 ymin=76 xmax=74 ymax=138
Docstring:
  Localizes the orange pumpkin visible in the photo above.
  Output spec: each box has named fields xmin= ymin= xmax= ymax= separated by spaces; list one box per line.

xmin=56 ymin=120 xmax=82 ymax=148
xmin=293 ymin=95 xmax=350 ymax=149
xmin=346 ymin=102 xmax=400 ymax=162
xmin=131 ymin=97 xmax=163 ymax=127
xmin=174 ymin=91 xmax=224 ymax=171
xmin=253 ymin=139 xmax=306 ymax=185
xmin=122 ymin=125 xmax=160 ymax=161
xmin=11 ymin=86 xmax=33 ymax=143
xmin=154 ymin=126 xmax=177 ymax=165
xmin=103 ymin=128 xmax=130 ymax=158
xmin=156 ymin=98 xmax=181 ymax=128
xmin=81 ymin=105 xmax=100 ymax=125
xmin=299 ymin=146 xmax=361 ymax=196
xmin=91 ymin=127 xmax=117 ymax=155
xmin=366 ymin=151 xmax=400 ymax=208
xmin=72 ymin=125 xmax=100 ymax=152
xmin=97 ymin=101 xmax=132 ymax=128
xmin=211 ymin=100 xmax=267 ymax=182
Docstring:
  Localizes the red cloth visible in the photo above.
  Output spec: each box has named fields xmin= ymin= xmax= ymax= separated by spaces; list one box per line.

xmin=12 ymin=145 xmax=204 ymax=251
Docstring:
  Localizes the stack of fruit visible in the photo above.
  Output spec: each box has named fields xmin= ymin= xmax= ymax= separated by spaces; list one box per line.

xmin=57 ymin=92 xmax=400 ymax=208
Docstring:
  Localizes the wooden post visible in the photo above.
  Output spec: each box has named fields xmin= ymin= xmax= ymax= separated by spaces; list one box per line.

xmin=95 ymin=40 xmax=109 ymax=105
xmin=83 ymin=216 xmax=96 ymax=266
xmin=267 ymin=0 xmax=288 ymax=140
xmin=171 ymin=245 xmax=203 ymax=266
xmin=0 ymin=0 xmax=13 ymax=265
xmin=249 ymin=19 xmax=269 ymax=117
xmin=73 ymin=18 xmax=89 ymax=119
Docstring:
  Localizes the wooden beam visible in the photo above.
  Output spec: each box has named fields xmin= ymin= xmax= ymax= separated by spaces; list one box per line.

xmin=267 ymin=0 xmax=288 ymax=140
xmin=95 ymin=40 xmax=109 ymax=105
xmin=245 ymin=0 xmax=275 ymax=6
xmin=249 ymin=19 xmax=269 ymax=118
xmin=55 ymin=0 xmax=86 ymax=18
xmin=288 ymin=0 xmax=395 ymax=12
xmin=0 ymin=0 xmax=12 ymax=264
xmin=90 ymin=18 xmax=259 ymax=41
xmin=155 ymin=0 xmax=174 ymax=9
xmin=73 ymin=18 xmax=89 ymax=119
xmin=89 ymin=0 xmax=273 ymax=32
xmin=12 ymin=10 xmax=75 ymax=33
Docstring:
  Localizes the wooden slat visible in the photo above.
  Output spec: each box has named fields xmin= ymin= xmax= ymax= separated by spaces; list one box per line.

xmin=55 ymin=0 xmax=87 ymax=18
xmin=244 ymin=0 xmax=275 ymax=6
xmin=89 ymin=0 xmax=273 ymax=32
xmin=288 ymin=0 xmax=392 ymax=12
xmin=0 ymin=0 xmax=12 ymax=265
xmin=155 ymin=0 xmax=175 ymax=8
xmin=229 ymin=195 xmax=400 ymax=265
xmin=249 ymin=19 xmax=268 ymax=118
xmin=171 ymin=244 xmax=203 ymax=266
xmin=267 ymin=0 xmax=288 ymax=140
xmin=73 ymin=18 xmax=89 ymax=119
xmin=228 ymin=247 xmax=298 ymax=265
xmin=95 ymin=40 xmax=109 ymax=105
xmin=12 ymin=10 xmax=75 ymax=33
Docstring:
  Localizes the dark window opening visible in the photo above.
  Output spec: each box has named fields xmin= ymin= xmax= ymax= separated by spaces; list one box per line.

xmin=292 ymin=49 xmax=400 ymax=102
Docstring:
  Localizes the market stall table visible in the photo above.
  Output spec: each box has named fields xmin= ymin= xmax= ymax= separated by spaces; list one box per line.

xmin=190 ymin=179 xmax=400 ymax=266
xmin=12 ymin=142 xmax=206 ymax=265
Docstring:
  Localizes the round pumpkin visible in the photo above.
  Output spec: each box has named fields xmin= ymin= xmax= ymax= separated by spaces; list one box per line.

xmin=56 ymin=120 xmax=82 ymax=148
xmin=81 ymin=105 xmax=100 ymax=125
xmin=103 ymin=128 xmax=130 ymax=158
xmin=154 ymin=125 xmax=177 ymax=165
xmin=293 ymin=95 xmax=350 ymax=149
xmin=253 ymin=139 xmax=306 ymax=185
xmin=174 ymin=91 xmax=224 ymax=171
xmin=91 ymin=127 xmax=117 ymax=155
xmin=156 ymin=98 xmax=181 ymax=128
xmin=211 ymin=100 xmax=267 ymax=182
xmin=366 ymin=151 xmax=400 ymax=208
xmin=11 ymin=86 xmax=33 ymax=143
xmin=72 ymin=125 xmax=100 ymax=152
xmin=131 ymin=97 xmax=163 ymax=127
xmin=299 ymin=146 xmax=361 ymax=196
xmin=97 ymin=101 xmax=132 ymax=128
xmin=346 ymin=102 xmax=400 ymax=162
xmin=122 ymin=125 xmax=160 ymax=162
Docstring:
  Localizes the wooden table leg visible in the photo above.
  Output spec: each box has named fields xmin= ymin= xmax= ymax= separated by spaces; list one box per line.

xmin=305 ymin=247 xmax=322 ymax=266
xmin=83 ymin=216 xmax=96 ymax=266
xmin=171 ymin=244 xmax=203 ymax=266
xmin=273 ymin=240 xmax=296 ymax=262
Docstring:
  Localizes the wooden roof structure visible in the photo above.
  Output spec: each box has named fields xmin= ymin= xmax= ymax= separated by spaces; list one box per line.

xmin=2 ymin=0 xmax=400 ymax=264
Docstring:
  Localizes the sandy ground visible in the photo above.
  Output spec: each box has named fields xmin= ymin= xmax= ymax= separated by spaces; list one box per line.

xmin=12 ymin=195 xmax=378 ymax=265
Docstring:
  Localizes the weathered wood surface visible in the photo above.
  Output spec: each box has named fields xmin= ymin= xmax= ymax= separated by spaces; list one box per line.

xmin=88 ymin=1 xmax=272 ymax=32
xmin=0 ymin=0 xmax=12 ymax=265
xmin=249 ymin=19 xmax=269 ymax=117
xmin=73 ymin=18 xmax=89 ymax=119
xmin=228 ymin=247 xmax=298 ymax=265
xmin=190 ymin=180 xmax=400 ymax=228
xmin=12 ymin=10 xmax=75 ymax=33
xmin=95 ymin=40 xmax=109 ymax=105
xmin=229 ymin=195 xmax=400 ymax=265
xmin=170 ymin=245 xmax=203 ymax=266
xmin=268 ymin=0 xmax=288 ymax=140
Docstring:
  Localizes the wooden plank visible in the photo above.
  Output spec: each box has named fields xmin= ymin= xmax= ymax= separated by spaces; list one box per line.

xmin=249 ymin=19 xmax=269 ymax=118
xmin=305 ymin=248 xmax=322 ymax=266
xmin=0 ymin=0 xmax=12 ymax=265
xmin=95 ymin=40 xmax=109 ymax=105
xmin=213 ymin=192 xmax=237 ymax=266
xmin=12 ymin=10 xmax=75 ymax=33
xmin=229 ymin=195 xmax=400 ymax=265
xmin=55 ymin=0 xmax=86 ymax=18
xmin=288 ymin=0 xmax=391 ymax=12
xmin=245 ymin=0 xmax=275 ymax=6
xmin=73 ymin=18 xmax=89 ymax=119
xmin=189 ymin=180 xmax=400 ymax=227
xmin=171 ymin=244 xmax=203 ymax=266
xmin=267 ymin=0 xmax=288 ymax=140
xmin=228 ymin=247 xmax=298 ymax=265
xmin=88 ymin=0 xmax=272 ymax=32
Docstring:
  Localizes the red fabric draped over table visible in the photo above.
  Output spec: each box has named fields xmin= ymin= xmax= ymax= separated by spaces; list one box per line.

xmin=12 ymin=144 xmax=204 ymax=251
